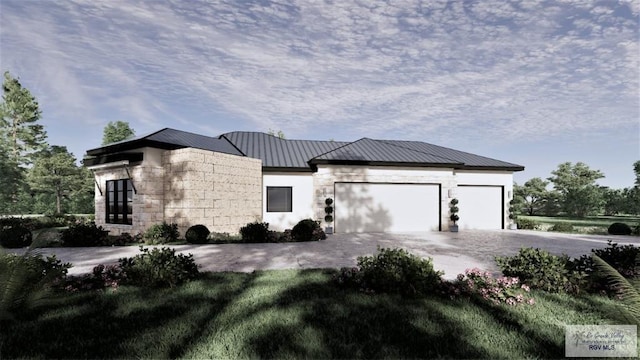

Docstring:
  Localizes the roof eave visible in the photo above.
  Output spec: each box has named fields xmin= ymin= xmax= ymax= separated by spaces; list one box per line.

xmin=455 ymin=165 xmax=525 ymax=172
xmin=86 ymin=139 xmax=186 ymax=156
xmin=310 ymin=159 xmax=462 ymax=168
xmin=262 ymin=166 xmax=314 ymax=172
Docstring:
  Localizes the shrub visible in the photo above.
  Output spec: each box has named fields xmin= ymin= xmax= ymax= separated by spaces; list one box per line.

xmin=608 ymin=222 xmax=632 ymax=236
xmin=443 ymin=268 xmax=535 ymax=306
xmin=103 ymin=232 xmax=142 ymax=246
xmin=334 ymin=267 xmax=363 ymax=288
xmin=60 ymin=222 xmax=108 ymax=247
xmin=0 ymin=252 xmax=70 ymax=286
xmin=633 ymin=223 xmax=640 ymax=236
xmin=143 ymin=222 xmax=179 ymax=245
xmin=0 ymin=226 xmax=33 ymax=248
xmin=61 ymin=264 xmax=123 ymax=292
xmin=348 ymin=247 xmax=443 ymax=296
xmin=39 ymin=214 xmax=78 ymax=228
xmin=0 ymin=217 xmax=40 ymax=231
xmin=276 ymin=229 xmax=294 ymax=242
xmin=1 ymin=252 xmax=71 ymax=318
xmin=495 ymin=248 xmax=586 ymax=293
xmin=516 ymin=218 xmax=540 ymax=230
xmin=208 ymin=232 xmax=242 ymax=243
xmin=549 ymin=222 xmax=574 ymax=233
xmin=118 ymin=246 xmax=199 ymax=288
xmin=291 ymin=219 xmax=326 ymax=242
xmin=576 ymin=240 xmax=640 ymax=278
xmin=239 ymin=222 xmax=270 ymax=243
xmin=185 ymin=225 xmax=210 ymax=244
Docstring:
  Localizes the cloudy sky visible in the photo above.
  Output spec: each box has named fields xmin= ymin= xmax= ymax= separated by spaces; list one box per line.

xmin=1 ymin=0 xmax=638 ymax=188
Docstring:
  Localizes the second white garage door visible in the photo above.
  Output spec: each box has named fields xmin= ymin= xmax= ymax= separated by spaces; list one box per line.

xmin=334 ymin=183 xmax=440 ymax=233
xmin=456 ymin=186 xmax=504 ymax=230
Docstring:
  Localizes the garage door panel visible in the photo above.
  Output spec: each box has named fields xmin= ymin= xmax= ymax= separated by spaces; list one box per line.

xmin=457 ymin=186 xmax=503 ymax=230
xmin=335 ymin=183 xmax=440 ymax=233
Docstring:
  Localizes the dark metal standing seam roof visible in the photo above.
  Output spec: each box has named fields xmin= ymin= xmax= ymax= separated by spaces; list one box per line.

xmin=311 ymin=138 xmax=462 ymax=165
xmin=220 ymin=132 xmax=348 ymax=169
xmin=86 ymin=128 xmax=523 ymax=172
xmin=380 ymin=140 xmax=524 ymax=170
xmin=86 ymin=128 xmax=243 ymax=157
xmin=222 ymin=131 xmax=524 ymax=171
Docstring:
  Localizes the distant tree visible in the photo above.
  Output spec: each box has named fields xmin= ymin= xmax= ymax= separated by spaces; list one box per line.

xmin=267 ymin=128 xmax=285 ymax=139
xmin=67 ymin=166 xmax=95 ymax=214
xmin=634 ymin=160 xmax=640 ymax=188
xmin=0 ymin=71 xmax=47 ymax=165
xmin=548 ymin=162 xmax=605 ymax=217
xmin=27 ymin=146 xmax=83 ymax=214
xmin=102 ymin=121 xmax=135 ymax=145
xmin=601 ymin=187 xmax=626 ymax=216
xmin=515 ymin=177 xmax=550 ymax=216
xmin=0 ymin=71 xmax=47 ymax=213
xmin=622 ymin=187 xmax=640 ymax=215
xmin=0 ymin=150 xmax=22 ymax=214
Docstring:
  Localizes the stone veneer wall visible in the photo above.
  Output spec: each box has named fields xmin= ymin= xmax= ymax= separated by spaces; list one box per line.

xmin=162 ymin=148 xmax=262 ymax=235
xmin=93 ymin=163 xmax=164 ymax=236
xmin=313 ymin=165 xmax=457 ymax=231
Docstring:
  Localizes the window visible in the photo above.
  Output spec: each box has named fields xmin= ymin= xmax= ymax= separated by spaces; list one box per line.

xmin=267 ymin=187 xmax=292 ymax=212
xmin=106 ymin=179 xmax=133 ymax=225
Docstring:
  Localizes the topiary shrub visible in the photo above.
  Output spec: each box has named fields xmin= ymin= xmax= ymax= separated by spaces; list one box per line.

xmin=291 ymin=219 xmax=326 ymax=242
xmin=61 ymin=222 xmax=108 ymax=247
xmin=185 ymin=225 xmax=210 ymax=244
xmin=495 ymin=247 xmax=586 ymax=293
xmin=608 ymin=222 xmax=632 ymax=236
xmin=0 ymin=226 xmax=33 ymax=248
xmin=143 ymin=222 xmax=179 ymax=245
xmin=118 ymin=246 xmax=199 ymax=288
xmin=549 ymin=222 xmax=574 ymax=233
xmin=352 ymin=247 xmax=443 ymax=296
xmin=239 ymin=221 xmax=270 ymax=243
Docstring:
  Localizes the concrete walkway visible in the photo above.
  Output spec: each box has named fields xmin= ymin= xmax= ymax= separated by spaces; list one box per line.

xmin=18 ymin=230 xmax=640 ymax=280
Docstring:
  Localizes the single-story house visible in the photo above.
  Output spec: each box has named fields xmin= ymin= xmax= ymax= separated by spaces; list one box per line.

xmin=84 ymin=128 xmax=524 ymax=236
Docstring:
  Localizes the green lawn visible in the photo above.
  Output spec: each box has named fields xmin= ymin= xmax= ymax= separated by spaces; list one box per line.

xmin=521 ymin=215 xmax=640 ymax=232
xmin=0 ymin=269 xmax=631 ymax=359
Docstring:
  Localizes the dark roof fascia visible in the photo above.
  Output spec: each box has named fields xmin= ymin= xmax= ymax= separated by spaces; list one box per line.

xmin=456 ymin=165 xmax=525 ymax=172
xmin=86 ymin=139 xmax=186 ymax=156
xmin=262 ymin=166 xmax=314 ymax=173
xmin=83 ymin=152 xmax=144 ymax=167
xmin=309 ymin=159 xmax=463 ymax=168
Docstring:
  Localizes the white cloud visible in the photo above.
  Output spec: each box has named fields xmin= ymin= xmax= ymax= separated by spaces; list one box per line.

xmin=0 ymin=0 xmax=637 ymax=147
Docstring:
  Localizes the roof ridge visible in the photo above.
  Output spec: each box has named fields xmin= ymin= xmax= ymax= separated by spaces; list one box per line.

xmin=219 ymin=134 xmax=247 ymax=157
xmin=373 ymin=139 xmax=463 ymax=164
xmin=309 ymin=138 xmax=365 ymax=161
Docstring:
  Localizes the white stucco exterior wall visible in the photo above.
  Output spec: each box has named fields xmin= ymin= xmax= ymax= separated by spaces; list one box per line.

xmin=262 ymin=173 xmax=315 ymax=231
xmin=454 ymin=170 xmax=515 ymax=229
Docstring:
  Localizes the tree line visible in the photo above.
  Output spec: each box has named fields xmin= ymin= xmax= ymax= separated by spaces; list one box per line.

xmin=514 ymin=161 xmax=640 ymax=217
xmin=0 ymin=71 xmax=135 ymax=215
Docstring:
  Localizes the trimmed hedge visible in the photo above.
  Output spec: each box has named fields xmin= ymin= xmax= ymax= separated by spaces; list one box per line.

xmin=608 ymin=222 xmax=632 ymax=236
xmin=185 ymin=225 xmax=210 ymax=244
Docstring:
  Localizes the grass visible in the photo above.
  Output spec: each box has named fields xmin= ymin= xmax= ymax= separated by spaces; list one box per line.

xmin=0 ymin=269 xmax=632 ymax=359
xmin=520 ymin=215 xmax=640 ymax=234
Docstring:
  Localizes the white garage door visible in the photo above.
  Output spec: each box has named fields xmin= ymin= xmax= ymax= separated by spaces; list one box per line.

xmin=456 ymin=186 xmax=503 ymax=230
xmin=334 ymin=183 xmax=440 ymax=233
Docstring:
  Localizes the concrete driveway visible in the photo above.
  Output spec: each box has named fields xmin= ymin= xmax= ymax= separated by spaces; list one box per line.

xmin=19 ymin=230 xmax=640 ymax=280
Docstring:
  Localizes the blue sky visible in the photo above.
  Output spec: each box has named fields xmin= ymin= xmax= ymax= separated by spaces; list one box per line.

xmin=1 ymin=0 xmax=638 ymax=189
